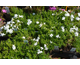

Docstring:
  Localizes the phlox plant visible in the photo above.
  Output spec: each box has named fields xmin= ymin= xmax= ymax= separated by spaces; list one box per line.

xmin=26 ymin=8 xmax=80 ymax=52
xmin=0 ymin=7 xmax=27 ymax=37
xmin=0 ymin=6 xmax=80 ymax=59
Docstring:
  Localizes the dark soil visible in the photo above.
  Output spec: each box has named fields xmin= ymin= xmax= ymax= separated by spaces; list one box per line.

xmin=50 ymin=45 xmax=80 ymax=59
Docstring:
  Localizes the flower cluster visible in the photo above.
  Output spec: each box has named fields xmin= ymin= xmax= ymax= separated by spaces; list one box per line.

xmin=49 ymin=6 xmax=56 ymax=10
xmin=33 ymin=36 xmax=40 ymax=46
xmin=44 ymin=44 xmax=48 ymax=50
xmin=70 ymin=26 xmax=78 ymax=36
xmin=27 ymin=19 xmax=32 ymax=25
xmin=37 ymin=49 xmax=42 ymax=54
xmin=0 ymin=14 xmax=23 ymax=36
xmin=1 ymin=6 xmax=80 ymax=59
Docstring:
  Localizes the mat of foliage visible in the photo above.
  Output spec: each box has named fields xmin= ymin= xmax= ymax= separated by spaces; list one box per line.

xmin=0 ymin=7 xmax=80 ymax=59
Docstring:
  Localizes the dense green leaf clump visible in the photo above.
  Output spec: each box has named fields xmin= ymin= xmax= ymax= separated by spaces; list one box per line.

xmin=0 ymin=7 xmax=80 ymax=59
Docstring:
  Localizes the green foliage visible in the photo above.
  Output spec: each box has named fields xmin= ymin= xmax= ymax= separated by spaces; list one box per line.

xmin=0 ymin=6 xmax=80 ymax=59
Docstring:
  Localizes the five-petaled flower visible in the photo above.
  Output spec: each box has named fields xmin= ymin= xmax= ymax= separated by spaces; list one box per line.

xmin=22 ymin=36 xmax=25 ymax=39
xmin=50 ymin=34 xmax=53 ymax=37
xmin=2 ymin=9 xmax=7 ymax=13
xmin=0 ymin=19 xmax=2 ymax=21
xmin=12 ymin=45 xmax=16 ymax=50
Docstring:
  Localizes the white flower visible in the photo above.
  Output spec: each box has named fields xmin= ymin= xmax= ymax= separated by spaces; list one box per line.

xmin=11 ymin=21 xmax=15 ymax=24
xmin=62 ymin=17 xmax=65 ymax=20
xmin=39 ymin=23 xmax=43 ymax=27
xmin=40 ymin=47 xmax=43 ymax=50
xmin=17 ymin=20 xmax=20 ymax=23
xmin=75 ymin=27 xmax=78 ymax=31
xmin=37 ymin=51 xmax=42 ymax=54
xmin=38 ymin=49 xmax=40 ymax=52
xmin=34 ymin=42 xmax=37 ymax=46
xmin=70 ymin=28 xmax=74 ymax=32
xmin=45 ymin=47 xmax=48 ymax=50
xmin=61 ymin=26 xmax=65 ymax=32
xmin=72 ymin=26 xmax=78 ymax=31
xmin=14 ymin=14 xmax=18 ymax=18
xmin=33 ymin=13 xmax=35 ymax=15
xmin=33 ymin=36 xmax=40 ymax=42
xmin=4 ymin=25 xmax=9 ymax=30
xmin=6 ymin=29 xmax=13 ymax=34
xmin=27 ymin=21 xmax=32 ymax=25
xmin=65 ymin=13 xmax=70 ymax=16
xmin=12 ymin=45 xmax=16 ymax=50
xmin=7 ymin=22 xmax=10 ymax=25
xmin=44 ymin=44 xmax=48 ymax=50
xmin=70 ymin=14 xmax=74 ymax=21
xmin=27 ymin=19 xmax=32 ymax=25
xmin=22 ymin=36 xmax=25 ymax=39
xmin=78 ymin=13 xmax=80 ymax=16
xmin=37 ymin=36 xmax=40 ymax=40
xmin=44 ymin=44 xmax=47 ymax=47
xmin=37 ymin=49 xmax=42 ymax=54
xmin=19 ymin=15 xmax=23 ymax=18
xmin=36 ymin=21 xmax=39 ymax=24
xmin=14 ymin=25 xmax=16 ymax=27
xmin=35 ymin=39 xmax=39 ymax=42
xmin=76 ymin=17 xmax=80 ymax=21
xmin=71 ymin=14 xmax=74 ymax=18
xmin=50 ymin=41 xmax=52 ymax=43
xmin=74 ymin=32 xmax=78 ymax=36
xmin=10 ymin=24 xmax=13 ymax=27
xmin=50 ymin=34 xmax=53 ymax=37
xmin=52 ymin=13 xmax=55 ymax=15
xmin=1 ymin=33 xmax=5 ymax=36
xmin=56 ymin=34 xmax=60 ymax=38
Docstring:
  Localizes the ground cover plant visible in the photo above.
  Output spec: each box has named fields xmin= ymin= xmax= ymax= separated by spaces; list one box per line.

xmin=0 ymin=6 xmax=80 ymax=59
